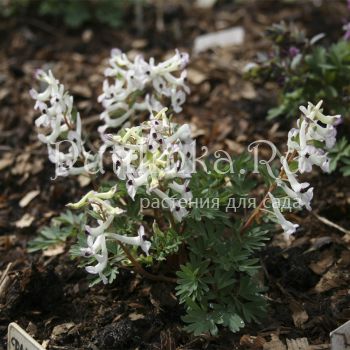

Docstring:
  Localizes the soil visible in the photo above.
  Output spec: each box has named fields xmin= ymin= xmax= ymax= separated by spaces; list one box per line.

xmin=1 ymin=1 xmax=350 ymax=349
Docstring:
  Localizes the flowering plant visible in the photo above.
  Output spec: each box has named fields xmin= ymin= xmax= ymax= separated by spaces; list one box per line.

xmin=245 ymin=21 xmax=350 ymax=175
xmin=29 ymin=49 xmax=340 ymax=336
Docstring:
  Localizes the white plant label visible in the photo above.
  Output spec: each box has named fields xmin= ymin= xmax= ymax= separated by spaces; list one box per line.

xmin=330 ymin=320 xmax=350 ymax=350
xmin=7 ymin=323 xmax=44 ymax=350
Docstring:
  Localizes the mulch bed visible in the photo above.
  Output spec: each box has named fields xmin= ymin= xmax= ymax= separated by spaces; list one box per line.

xmin=1 ymin=1 xmax=350 ymax=349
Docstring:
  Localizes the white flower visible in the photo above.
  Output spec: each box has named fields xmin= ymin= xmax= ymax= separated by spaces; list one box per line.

xmin=111 ymin=147 xmax=136 ymax=180
xmin=243 ymin=62 xmax=258 ymax=73
xmin=166 ymin=124 xmax=192 ymax=144
xmin=85 ymin=214 xmax=114 ymax=237
xmin=172 ymin=204 xmax=189 ymax=223
xmin=126 ymin=172 xmax=149 ymax=200
xmin=298 ymin=119 xmax=308 ymax=150
xmin=298 ymin=145 xmax=329 ymax=173
xmin=82 ymin=234 xmax=108 ymax=284
xmin=268 ymin=192 xmax=299 ymax=240
xmin=98 ymin=49 xmax=190 ymax=133
xmin=277 ymin=180 xmax=314 ymax=211
xmin=90 ymin=199 xmax=125 ymax=217
xmin=31 ymin=69 xmax=98 ymax=178
xmin=287 ymin=128 xmax=300 ymax=152
xmin=152 ymin=188 xmax=188 ymax=222
xmin=285 ymin=101 xmax=338 ymax=175
xmin=105 ymin=225 xmax=151 ymax=255
xmin=103 ymin=109 xmax=195 ymax=203
xmin=299 ymin=100 xmax=323 ymax=121
xmin=281 ymin=156 xmax=310 ymax=192
xmin=307 ymin=122 xmax=337 ymax=149
xmin=168 ymin=180 xmax=193 ymax=201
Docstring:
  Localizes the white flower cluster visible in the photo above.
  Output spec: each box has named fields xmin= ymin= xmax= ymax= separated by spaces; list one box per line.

xmin=70 ymin=107 xmax=194 ymax=283
xmin=68 ymin=186 xmax=151 ymax=284
xmin=102 ymin=108 xmax=194 ymax=223
xmin=269 ymin=100 xmax=340 ymax=241
xmin=30 ymin=50 xmax=192 ymax=282
xmin=98 ymin=49 xmax=190 ymax=134
xmin=289 ymin=100 xmax=340 ymax=173
xmin=30 ymin=70 xmax=98 ymax=177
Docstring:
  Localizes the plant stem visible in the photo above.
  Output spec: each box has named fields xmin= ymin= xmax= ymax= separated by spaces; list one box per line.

xmin=118 ymin=241 xmax=177 ymax=283
xmin=240 ymin=150 xmax=297 ymax=235
xmin=63 ymin=114 xmax=74 ymax=131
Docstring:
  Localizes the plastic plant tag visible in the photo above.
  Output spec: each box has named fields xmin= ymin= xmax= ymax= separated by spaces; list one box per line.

xmin=7 ymin=323 xmax=44 ymax=350
xmin=330 ymin=320 xmax=350 ymax=350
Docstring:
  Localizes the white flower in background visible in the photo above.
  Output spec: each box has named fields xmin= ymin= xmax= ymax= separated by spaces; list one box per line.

xmin=98 ymin=49 xmax=190 ymax=134
xmin=30 ymin=69 xmax=99 ymax=177
xmin=268 ymin=192 xmax=299 ymax=241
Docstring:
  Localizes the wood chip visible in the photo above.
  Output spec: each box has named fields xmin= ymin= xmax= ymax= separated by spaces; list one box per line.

xmin=286 ymin=338 xmax=309 ymax=350
xmin=43 ymin=244 xmax=65 ymax=257
xmin=128 ymin=312 xmax=145 ymax=321
xmin=309 ymin=253 xmax=334 ymax=275
xmin=19 ymin=190 xmax=40 ymax=208
xmin=15 ymin=213 xmax=35 ymax=228
xmin=263 ymin=334 xmax=287 ymax=350
xmin=0 ymin=263 xmax=13 ymax=300
xmin=289 ymin=300 xmax=308 ymax=328
xmin=77 ymin=174 xmax=91 ymax=187
xmin=187 ymin=68 xmax=206 ymax=84
xmin=0 ymin=155 xmax=13 ymax=171
xmin=71 ymin=85 xmax=92 ymax=98
xmin=240 ymin=334 xmax=266 ymax=349
xmin=314 ymin=268 xmax=343 ymax=293
xmin=51 ymin=322 xmax=75 ymax=339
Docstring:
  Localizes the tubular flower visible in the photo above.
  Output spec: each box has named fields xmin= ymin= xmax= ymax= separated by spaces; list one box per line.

xmin=81 ymin=234 xmax=109 ymax=284
xmin=78 ymin=189 xmax=151 ymax=281
xmin=98 ymin=49 xmax=190 ymax=134
xmin=287 ymin=100 xmax=340 ymax=173
xmin=105 ymin=225 xmax=151 ymax=255
xmin=270 ymin=101 xmax=340 ymax=241
xmin=30 ymin=70 xmax=99 ymax=177
xmin=101 ymin=109 xmax=194 ymax=221
xmin=268 ymin=192 xmax=299 ymax=241
xmin=67 ymin=186 xmax=118 ymax=209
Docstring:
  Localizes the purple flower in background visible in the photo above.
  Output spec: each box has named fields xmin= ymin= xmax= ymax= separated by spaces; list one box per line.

xmin=343 ymin=23 xmax=350 ymax=40
xmin=288 ymin=46 xmax=300 ymax=58
xmin=276 ymin=75 xmax=285 ymax=87
xmin=347 ymin=0 xmax=350 ymax=10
